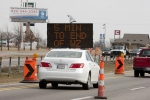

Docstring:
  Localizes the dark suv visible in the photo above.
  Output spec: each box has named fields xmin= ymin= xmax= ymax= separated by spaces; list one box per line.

xmin=102 ymin=48 xmax=112 ymax=57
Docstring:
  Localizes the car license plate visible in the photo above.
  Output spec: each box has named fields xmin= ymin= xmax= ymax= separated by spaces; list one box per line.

xmin=57 ymin=64 xmax=65 ymax=69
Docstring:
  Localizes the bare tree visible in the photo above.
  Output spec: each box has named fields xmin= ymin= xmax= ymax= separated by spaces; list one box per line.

xmin=34 ymin=29 xmax=42 ymax=50
xmin=0 ymin=28 xmax=4 ymax=51
xmin=40 ymin=38 xmax=47 ymax=48
xmin=25 ymin=29 xmax=35 ymax=50
xmin=93 ymin=41 xmax=101 ymax=49
xmin=12 ymin=22 xmax=21 ymax=51
xmin=4 ymin=24 xmax=12 ymax=50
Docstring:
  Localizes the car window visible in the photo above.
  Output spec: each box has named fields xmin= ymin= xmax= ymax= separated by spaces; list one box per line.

xmin=86 ymin=51 xmax=93 ymax=61
xmin=141 ymin=50 xmax=150 ymax=56
xmin=103 ymin=48 xmax=110 ymax=51
xmin=47 ymin=51 xmax=82 ymax=58
xmin=87 ymin=51 xmax=94 ymax=62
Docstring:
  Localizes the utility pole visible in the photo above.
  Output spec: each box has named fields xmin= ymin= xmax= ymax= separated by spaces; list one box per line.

xmin=104 ymin=23 xmax=106 ymax=49
xmin=26 ymin=0 xmax=30 ymax=42
xmin=20 ymin=0 xmax=23 ymax=50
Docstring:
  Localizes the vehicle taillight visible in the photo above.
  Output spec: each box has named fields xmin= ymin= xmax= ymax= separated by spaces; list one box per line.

xmin=70 ymin=63 xmax=84 ymax=68
xmin=40 ymin=62 xmax=52 ymax=67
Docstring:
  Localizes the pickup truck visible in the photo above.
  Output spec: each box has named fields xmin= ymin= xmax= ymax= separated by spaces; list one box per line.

xmin=111 ymin=45 xmax=129 ymax=58
xmin=133 ymin=48 xmax=150 ymax=77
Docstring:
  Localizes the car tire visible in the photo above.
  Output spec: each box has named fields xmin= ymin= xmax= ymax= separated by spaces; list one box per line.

xmin=110 ymin=56 xmax=113 ymax=58
xmin=39 ymin=81 xmax=47 ymax=89
xmin=51 ymin=83 xmax=58 ymax=88
xmin=93 ymin=82 xmax=98 ymax=88
xmin=140 ymin=71 xmax=145 ymax=77
xmin=134 ymin=70 xmax=139 ymax=77
xmin=82 ymin=74 xmax=91 ymax=90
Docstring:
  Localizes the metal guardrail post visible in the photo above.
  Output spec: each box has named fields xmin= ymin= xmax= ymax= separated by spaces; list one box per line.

xmin=41 ymin=56 xmax=42 ymax=60
xmin=18 ymin=57 xmax=20 ymax=73
xmin=106 ymin=56 xmax=107 ymax=61
xmin=0 ymin=57 xmax=2 ymax=74
xmin=8 ymin=57 xmax=11 ymax=74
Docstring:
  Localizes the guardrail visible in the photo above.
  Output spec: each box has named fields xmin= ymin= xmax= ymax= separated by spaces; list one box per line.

xmin=0 ymin=55 xmax=134 ymax=74
xmin=0 ymin=56 xmax=43 ymax=75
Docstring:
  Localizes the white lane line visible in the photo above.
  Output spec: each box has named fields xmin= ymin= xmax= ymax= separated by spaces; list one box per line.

xmin=131 ymin=87 xmax=145 ymax=91
xmin=71 ymin=96 xmax=93 ymax=100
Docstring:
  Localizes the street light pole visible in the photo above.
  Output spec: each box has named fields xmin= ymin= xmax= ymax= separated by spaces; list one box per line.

xmin=67 ymin=15 xmax=76 ymax=49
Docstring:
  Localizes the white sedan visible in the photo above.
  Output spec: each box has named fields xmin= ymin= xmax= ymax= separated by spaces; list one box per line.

xmin=38 ymin=49 xmax=100 ymax=90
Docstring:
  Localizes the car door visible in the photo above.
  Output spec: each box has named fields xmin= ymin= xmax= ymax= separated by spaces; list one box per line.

xmin=88 ymin=52 xmax=100 ymax=82
xmin=86 ymin=51 xmax=98 ymax=82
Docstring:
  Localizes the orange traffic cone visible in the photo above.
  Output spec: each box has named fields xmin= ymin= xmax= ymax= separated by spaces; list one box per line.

xmin=95 ymin=56 xmax=107 ymax=99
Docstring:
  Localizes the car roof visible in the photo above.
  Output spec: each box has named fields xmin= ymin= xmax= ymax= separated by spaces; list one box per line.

xmin=50 ymin=49 xmax=87 ymax=52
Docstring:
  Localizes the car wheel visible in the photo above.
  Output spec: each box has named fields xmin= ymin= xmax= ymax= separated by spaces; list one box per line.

xmin=134 ymin=70 xmax=139 ymax=77
xmin=140 ymin=71 xmax=145 ymax=77
xmin=51 ymin=83 xmax=58 ymax=88
xmin=39 ymin=81 xmax=47 ymax=89
xmin=93 ymin=82 xmax=98 ymax=88
xmin=82 ymin=74 xmax=91 ymax=90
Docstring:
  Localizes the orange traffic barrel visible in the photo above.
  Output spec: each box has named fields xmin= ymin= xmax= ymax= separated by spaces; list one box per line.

xmin=115 ymin=56 xmax=124 ymax=74
xmin=20 ymin=57 xmax=39 ymax=83
xmin=94 ymin=56 xmax=107 ymax=99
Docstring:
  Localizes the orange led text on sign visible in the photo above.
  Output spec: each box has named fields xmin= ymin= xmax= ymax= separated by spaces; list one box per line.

xmin=53 ymin=24 xmax=87 ymax=48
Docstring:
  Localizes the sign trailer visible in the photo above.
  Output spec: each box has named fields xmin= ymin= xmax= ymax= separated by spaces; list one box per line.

xmin=47 ymin=23 xmax=93 ymax=48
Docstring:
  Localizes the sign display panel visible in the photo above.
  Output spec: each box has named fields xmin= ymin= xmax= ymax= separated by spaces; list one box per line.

xmin=47 ymin=23 xmax=93 ymax=48
xmin=10 ymin=7 xmax=48 ymax=22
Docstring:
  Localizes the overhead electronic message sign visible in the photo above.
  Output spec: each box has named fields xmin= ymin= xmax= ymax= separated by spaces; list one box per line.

xmin=47 ymin=23 xmax=93 ymax=48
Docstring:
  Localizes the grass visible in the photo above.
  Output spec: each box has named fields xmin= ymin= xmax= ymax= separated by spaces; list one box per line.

xmin=0 ymin=66 xmax=24 ymax=85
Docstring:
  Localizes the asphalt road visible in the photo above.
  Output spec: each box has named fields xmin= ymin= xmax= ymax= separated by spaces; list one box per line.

xmin=0 ymin=71 xmax=150 ymax=100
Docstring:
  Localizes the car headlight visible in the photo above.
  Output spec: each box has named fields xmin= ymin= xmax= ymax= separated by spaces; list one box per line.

xmin=108 ymin=52 xmax=111 ymax=54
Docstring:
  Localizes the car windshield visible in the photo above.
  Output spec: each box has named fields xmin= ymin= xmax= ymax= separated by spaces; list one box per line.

xmin=103 ymin=48 xmax=110 ymax=51
xmin=131 ymin=49 xmax=140 ymax=52
xmin=113 ymin=46 xmax=123 ymax=49
xmin=47 ymin=51 xmax=82 ymax=58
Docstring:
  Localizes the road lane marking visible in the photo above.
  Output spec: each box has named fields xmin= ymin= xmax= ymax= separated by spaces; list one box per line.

xmin=0 ymin=84 xmax=38 ymax=92
xmin=131 ymin=87 xmax=145 ymax=90
xmin=105 ymin=76 xmax=123 ymax=79
xmin=71 ymin=96 xmax=93 ymax=100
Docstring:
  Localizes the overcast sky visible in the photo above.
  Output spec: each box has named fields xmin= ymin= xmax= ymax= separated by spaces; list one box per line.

xmin=0 ymin=0 xmax=150 ymax=43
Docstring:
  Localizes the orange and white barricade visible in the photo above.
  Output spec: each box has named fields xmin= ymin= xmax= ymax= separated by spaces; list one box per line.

xmin=95 ymin=56 xmax=107 ymax=99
